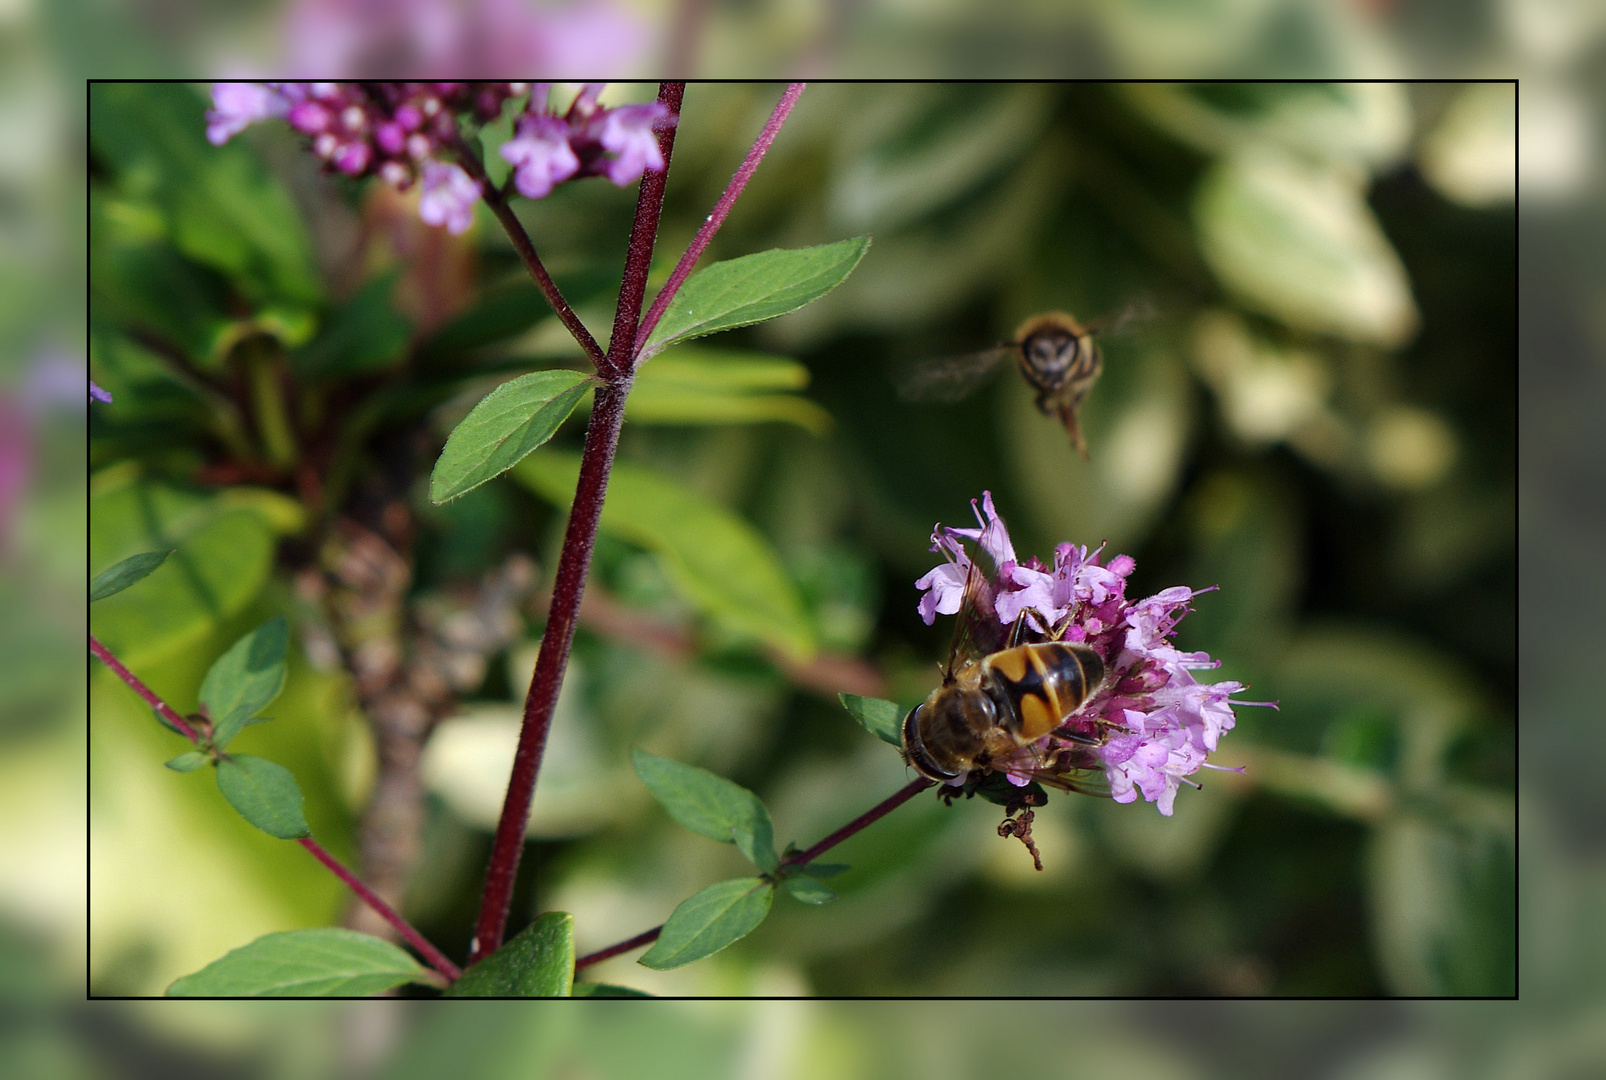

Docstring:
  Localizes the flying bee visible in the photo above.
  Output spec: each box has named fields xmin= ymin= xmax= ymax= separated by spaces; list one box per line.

xmin=898 ymin=302 xmax=1149 ymax=458
xmin=902 ymin=560 xmax=1113 ymax=797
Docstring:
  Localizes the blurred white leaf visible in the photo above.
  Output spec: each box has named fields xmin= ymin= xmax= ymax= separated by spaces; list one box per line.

xmin=1419 ymin=83 xmax=1516 ymax=207
xmin=1366 ymin=406 xmax=1457 ymax=491
xmin=1194 ymin=149 xmax=1418 ymax=348
xmin=1127 ymin=83 xmax=1412 ymax=171
xmin=421 ymin=654 xmax=620 ymax=839
xmin=1190 ymin=309 xmax=1332 ymax=445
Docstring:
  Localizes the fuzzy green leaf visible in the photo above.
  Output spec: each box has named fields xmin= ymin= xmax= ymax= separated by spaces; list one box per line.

xmin=200 ymin=617 xmax=288 ymax=749
xmin=446 ymin=912 xmax=574 ymax=997
xmin=638 ymin=878 xmax=774 ymax=970
xmin=782 ymin=875 xmax=837 ymax=905
xmin=839 ymin=693 xmax=904 ymax=748
xmin=642 ymin=238 xmax=871 ymax=357
xmin=90 ymin=550 xmax=173 ymax=602
xmin=166 ymin=929 xmax=425 ymax=997
xmin=631 ymin=749 xmax=777 ymax=873
xmin=430 ymin=370 xmax=594 ymax=504
xmin=514 ymin=452 xmax=814 ymax=660
xmin=164 ymin=751 xmax=208 ymax=772
xmin=626 ymin=347 xmax=832 ymax=433
xmin=215 ymin=754 xmax=310 ymax=839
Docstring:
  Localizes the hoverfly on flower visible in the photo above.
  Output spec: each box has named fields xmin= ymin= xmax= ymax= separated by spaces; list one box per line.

xmin=908 ymin=492 xmax=1268 ymax=817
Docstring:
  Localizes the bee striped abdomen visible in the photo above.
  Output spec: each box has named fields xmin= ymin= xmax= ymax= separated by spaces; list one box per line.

xmin=984 ymin=643 xmax=1104 ymax=740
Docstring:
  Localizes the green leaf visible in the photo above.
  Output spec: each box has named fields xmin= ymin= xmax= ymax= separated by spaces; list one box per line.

xmin=514 ymin=452 xmax=815 ymax=660
xmin=166 ymin=929 xmax=426 ymax=997
xmin=570 ymin=982 xmax=655 ymax=997
xmin=445 ymin=912 xmax=574 ymax=997
xmin=90 ymin=84 xmax=323 ymax=306
xmin=638 ymin=878 xmax=774 ymax=970
xmin=200 ymin=617 xmax=289 ymax=749
xmin=626 ymin=347 xmax=833 ymax=433
xmin=292 ymin=271 xmax=413 ymax=380
xmin=631 ymin=749 xmax=777 ymax=873
xmin=839 ymin=693 xmax=904 ymax=748
xmin=90 ymin=549 xmax=172 ymax=602
xmin=164 ymin=751 xmax=208 ymax=772
xmin=89 ymin=474 xmax=291 ymax=670
xmin=782 ymin=875 xmax=837 ymax=905
xmin=642 ymin=237 xmax=871 ymax=357
xmin=430 ymin=370 xmax=594 ymax=504
xmin=215 ymin=754 xmax=310 ymax=839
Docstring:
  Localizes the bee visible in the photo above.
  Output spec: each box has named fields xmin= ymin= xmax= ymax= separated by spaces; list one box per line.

xmin=902 ymin=561 xmax=1112 ymax=796
xmin=898 ymin=303 xmax=1148 ymax=458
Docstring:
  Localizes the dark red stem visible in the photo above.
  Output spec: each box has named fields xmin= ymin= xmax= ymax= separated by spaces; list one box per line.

xmin=90 ymin=633 xmax=200 ymax=741
xmin=298 ymin=838 xmax=461 ymax=981
xmin=468 ymin=83 xmax=685 ymax=967
xmin=778 ymin=778 xmax=933 ymax=869
xmin=571 ymin=777 xmax=933 ymax=973
xmin=574 ymin=926 xmax=664 ymax=972
xmin=634 ymin=82 xmax=806 ymax=357
xmin=90 ymin=634 xmax=460 ymax=982
xmin=450 ymin=136 xmax=608 ymax=369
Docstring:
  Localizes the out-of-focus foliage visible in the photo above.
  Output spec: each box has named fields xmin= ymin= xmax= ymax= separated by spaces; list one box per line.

xmin=85 ymin=82 xmax=1513 ymax=1001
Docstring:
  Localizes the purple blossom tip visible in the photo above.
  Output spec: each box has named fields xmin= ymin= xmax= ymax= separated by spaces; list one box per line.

xmin=90 ymin=380 xmax=113 ymax=404
xmin=206 ymin=83 xmax=289 ymax=145
xmin=417 ymin=161 xmax=481 ymax=235
xmin=596 ymin=102 xmax=673 ymax=186
xmin=501 ymin=114 xmax=580 ymax=200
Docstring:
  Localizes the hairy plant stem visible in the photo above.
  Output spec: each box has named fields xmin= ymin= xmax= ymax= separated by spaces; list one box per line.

xmin=635 ymin=83 xmax=806 ymax=355
xmin=572 ymin=777 xmax=933 ymax=973
xmin=469 ymin=83 xmax=686 ymax=966
xmin=89 ymin=634 xmax=201 ymax=742
xmin=449 ymin=136 xmax=607 ymax=370
xmin=89 ymin=635 xmax=460 ymax=982
xmin=299 ymin=837 xmax=461 ymax=981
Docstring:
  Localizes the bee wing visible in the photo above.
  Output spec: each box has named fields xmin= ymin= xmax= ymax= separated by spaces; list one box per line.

xmin=1035 ymin=766 xmax=1112 ymax=799
xmin=896 ymin=346 xmax=1012 ymax=404
xmin=1082 ymin=294 xmax=1157 ymax=338
xmin=944 ymin=556 xmax=1008 ymax=680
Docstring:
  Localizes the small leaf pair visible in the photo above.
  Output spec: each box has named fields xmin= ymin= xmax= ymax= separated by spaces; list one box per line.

xmin=630 ymin=750 xmax=844 ymax=969
xmin=157 ymin=616 xmax=309 ymax=841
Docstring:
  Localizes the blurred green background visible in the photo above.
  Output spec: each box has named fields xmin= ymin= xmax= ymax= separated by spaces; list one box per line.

xmin=83 ymin=81 xmax=1513 ymax=999
xmin=6 ymin=0 xmax=1601 ymax=1070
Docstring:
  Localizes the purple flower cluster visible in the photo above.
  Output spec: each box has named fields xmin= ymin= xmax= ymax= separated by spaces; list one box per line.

xmin=498 ymin=84 xmax=675 ymax=199
xmin=205 ymin=82 xmax=676 ymax=236
xmin=916 ymin=492 xmax=1268 ymax=816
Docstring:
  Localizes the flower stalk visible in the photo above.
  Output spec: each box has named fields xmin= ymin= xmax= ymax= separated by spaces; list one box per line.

xmin=469 ymin=82 xmax=686 ymax=966
xmin=89 ymin=635 xmax=461 ymax=982
xmin=572 ymin=777 xmax=932 ymax=973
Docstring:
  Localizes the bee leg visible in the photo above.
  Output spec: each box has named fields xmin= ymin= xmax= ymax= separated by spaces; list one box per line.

xmin=1048 ymin=727 xmax=1102 ymax=747
xmin=1056 ymin=397 xmax=1089 ymax=459
xmin=1004 ymin=611 xmax=1030 ymax=649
